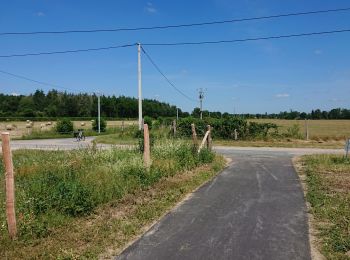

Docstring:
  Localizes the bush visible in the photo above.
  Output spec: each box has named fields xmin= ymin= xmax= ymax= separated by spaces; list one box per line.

xmin=92 ymin=118 xmax=107 ymax=132
xmin=55 ymin=118 xmax=73 ymax=134
xmin=143 ymin=116 xmax=153 ymax=130
xmin=284 ymin=124 xmax=303 ymax=139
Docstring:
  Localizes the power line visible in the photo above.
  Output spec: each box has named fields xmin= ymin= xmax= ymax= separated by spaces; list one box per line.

xmin=0 ymin=43 xmax=136 ymax=58
xmin=141 ymin=46 xmax=196 ymax=103
xmin=1 ymin=7 xmax=350 ymax=36
xmin=1 ymin=28 xmax=350 ymax=58
xmin=142 ymin=28 xmax=350 ymax=46
xmin=0 ymin=69 xmax=82 ymax=93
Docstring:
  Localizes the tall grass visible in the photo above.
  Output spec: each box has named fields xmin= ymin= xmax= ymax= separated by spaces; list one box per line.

xmin=0 ymin=140 xmax=214 ymax=241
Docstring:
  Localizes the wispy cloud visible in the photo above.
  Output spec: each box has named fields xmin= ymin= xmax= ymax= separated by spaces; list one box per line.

xmin=35 ymin=11 xmax=45 ymax=17
xmin=313 ymin=49 xmax=323 ymax=55
xmin=145 ymin=2 xmax=157 ymax=13
xmin=275 ymin=93 xmax=290 ymax=98
xmin=329 ymin=97 xmax=345 ymax=103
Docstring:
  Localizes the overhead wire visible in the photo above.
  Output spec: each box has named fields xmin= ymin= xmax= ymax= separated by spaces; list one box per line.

xmin=141 ymin=46 xmax=197 ymax=103
xmin=1 ymin=7 xmax=350 ymax=36
xmin=0 ymin=43 xmax=136 ymax=58
xmin=0 ymin=69 xmax=85 ymax=93
xmin=1 ymin=28 xmax=350 ymax=58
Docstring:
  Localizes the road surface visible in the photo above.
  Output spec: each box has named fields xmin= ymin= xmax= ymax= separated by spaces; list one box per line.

xmin=116 ymin=147 xmax=342 ymax=260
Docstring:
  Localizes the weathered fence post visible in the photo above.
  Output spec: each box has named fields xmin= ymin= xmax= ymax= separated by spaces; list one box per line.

xmin=143 ymin=124 xmax=151 ymax=168
xmin=1 ymin=132 xmax=17 ymax=239
xmin=234 ymin=129 xmax=238 ymax=141
xmin=173 ymin=119 xmax=177 ymax=137
xmin=305 ymin=119 xmax=309 ymax=140
xmin=207 ymin=125 xmax=212 ymax=150
xmin=345 ymin=138 xmax=350 ymax=158
xmin=191 ymin=123 xmax=198 ymax=149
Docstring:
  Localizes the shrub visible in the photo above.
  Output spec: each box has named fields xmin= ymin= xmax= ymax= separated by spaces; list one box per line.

xmin=143 ymin=116 xmax=153 ymax=130
xmin=284 ymin=124 xmax=302 ymax=139
xmin=55 ymin=118 xmax=73 ymax=134
xmin=92 ymin=118 xmax=107 ymax=132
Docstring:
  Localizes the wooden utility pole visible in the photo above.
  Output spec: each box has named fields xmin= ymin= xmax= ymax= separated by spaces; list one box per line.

xmin=1 ymin=132 xmax=17 ymax=239
xmin=143 ymin=124 xmax=151 ymax=168
xmin=138 ymin=43 xmax=143 ymax=130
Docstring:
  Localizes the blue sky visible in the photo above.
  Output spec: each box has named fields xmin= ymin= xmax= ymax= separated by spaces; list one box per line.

xmin=0 ymin=0 xmax=349 ymax=113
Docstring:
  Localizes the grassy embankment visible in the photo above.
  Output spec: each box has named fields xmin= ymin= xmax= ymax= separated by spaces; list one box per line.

xmin=0 ymin=140 xmax=225 ymax=259
xmin=297 ymin=154 xmax=350 ymax=259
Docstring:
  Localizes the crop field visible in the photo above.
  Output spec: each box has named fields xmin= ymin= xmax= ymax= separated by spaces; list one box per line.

xmin=0 ymin=120 xmax=137 ymax=138
xmin=248 ymin=119 xmax=350 ymax=140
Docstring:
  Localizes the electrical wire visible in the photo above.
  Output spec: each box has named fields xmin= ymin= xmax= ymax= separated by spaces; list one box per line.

xmin=142 ymin=28 xmax=350 ymax=46
xmin=141 ymin=47 xmax=196 ymax=103
xmin=1 ymin=28 xmax=350 ymax=58
xmin=0 ymin=43 xmax=136 ymax=58
xmin=1 ymin=7 xmax=350 ymax=36
xmin=0 ymin=69 xmax=82 ymax=93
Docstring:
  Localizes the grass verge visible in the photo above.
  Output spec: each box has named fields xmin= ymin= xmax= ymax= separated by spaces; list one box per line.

xmin=296 ymin=154 xmax=350 ymax=259
xmin=0 ymin=142 xmax=225 ymax=259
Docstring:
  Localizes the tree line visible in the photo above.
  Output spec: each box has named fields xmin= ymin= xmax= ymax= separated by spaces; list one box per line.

xmin=0 ymin=89 xmax=188 ymax=119
xmin=0 ymin=89 xmax=349 ymax=120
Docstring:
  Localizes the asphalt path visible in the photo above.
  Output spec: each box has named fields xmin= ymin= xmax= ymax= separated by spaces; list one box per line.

xmin=0 ymin=137 xmax=115 ymax=152
xmin=116 ymin=147 xmax=343 ymax=260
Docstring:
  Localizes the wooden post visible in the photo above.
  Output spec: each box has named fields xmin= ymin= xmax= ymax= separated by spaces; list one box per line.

xmin=207 ymin=125 xmax=212 ymax=150
xmin=143 ymin=124 xmax=151 ymax=168
xmin=234 ymin=129 xmax=238 ymax=140
xmin=305 ymin=119 xmax=309 ymax=140
xmin=1 ymin=132 xmax=17 ymax=239
xmin=191 ymin=123 xmax=198 ymax=149
xmin=173 ymin=119 xmax=177 ymax=137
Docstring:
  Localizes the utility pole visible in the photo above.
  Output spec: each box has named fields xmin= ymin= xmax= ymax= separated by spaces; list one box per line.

xmin=198 ymin=88 xmax=204 ymax=120
xmin=176 ymin=108 xmax=179 ymax=120
xmin=96 ymin=92 xmax=101 ymax=134
xmin=137 ymin=43 xmax=143 ymax=130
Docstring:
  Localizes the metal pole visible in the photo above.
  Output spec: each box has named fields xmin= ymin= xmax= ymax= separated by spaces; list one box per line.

xmin=138 ymin=43 xmax=143 ymax=130
xmin=97 ymin=93 xmax=101 ymax=133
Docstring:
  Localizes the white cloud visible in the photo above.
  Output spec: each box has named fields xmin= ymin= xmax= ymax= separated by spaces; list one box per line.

xmin=314 ymin=49 xmax=322 ymax=55
xmin=145 ymin=2 xmax=157 ymax=13
xmin=275 ymin=93 xmax=290 ymax=98
xmin=11 ymin=92 xmax=19 ymax=96
xmin=36 ymin=11 xmax=45 ymax=17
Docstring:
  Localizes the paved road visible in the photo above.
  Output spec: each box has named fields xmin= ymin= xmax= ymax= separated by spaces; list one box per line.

xmin=0 ymin=137 xmax=116 ymax=152
xmin=116 ymin=147 xmax=341 ymax=260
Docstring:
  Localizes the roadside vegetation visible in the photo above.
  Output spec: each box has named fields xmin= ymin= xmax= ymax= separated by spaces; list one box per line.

xmin=0 ymin=140 xmax=224 ymax=258
xmin=298 ymin=154 xmax=350 ymax=259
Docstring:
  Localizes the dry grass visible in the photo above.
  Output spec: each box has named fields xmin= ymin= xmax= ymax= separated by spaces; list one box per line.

xmin=249 ymin=119 xmax=350 ymax=140
xmin=0 ymin=120 xmax=137 ymax=138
